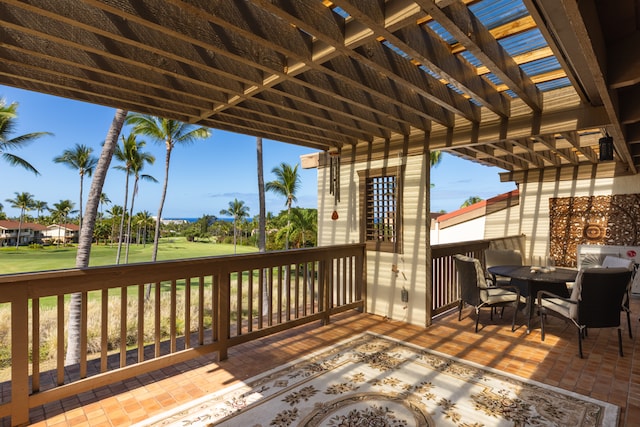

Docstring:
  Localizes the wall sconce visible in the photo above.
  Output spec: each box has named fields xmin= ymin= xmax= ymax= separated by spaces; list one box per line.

xmin=599 ymin=135 xmax=614 ymax=161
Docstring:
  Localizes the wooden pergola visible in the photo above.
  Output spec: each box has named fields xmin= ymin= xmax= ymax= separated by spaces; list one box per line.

xmin=0 ymin=0 xmax=638 ymax=175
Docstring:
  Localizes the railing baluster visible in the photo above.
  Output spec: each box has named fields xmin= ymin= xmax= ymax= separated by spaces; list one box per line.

xmin=198 ymin=276 xmax=205 ymax=345
xmin=138 ymin=284 xmax=144 ymax=362
xmin=57 ymin=295 xmax=64 ymax=386
xmin=80 ymin=291 xmax=88 ymax=378
xmin=277 ymin=266 xmax=283 ymax=324
xmin=154 ymin=282 xmax=161 ymax=358
xmin=120 ymin=286 xmax=127 ymax=368
xmin=170 ymin=280 xmax=177 ymax=353
xmin=258 ymin=268 xmax=264 ymax=330
xmin=236 ymin=272 xmax=243 ymax=336
xmin=32 ymin=298 xmax=40 ymax=393
xmin=185 ymin=278 xmax=191 ymax=348
xmin=248 ymin=270 xmax=254 ymax=332
xmin=101 ymin=288 xmax=108 ymax=372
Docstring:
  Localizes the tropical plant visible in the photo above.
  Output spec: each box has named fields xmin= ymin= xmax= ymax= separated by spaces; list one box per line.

xmin=106 ymin=204 xmax=124 ymax=247
xmin=125 ymin=114 xmax=211 ymax=264
xmin=134 ymin=210 xmax=155 ymax=247
xmin=53 ymin=143 xmax=98 ymax=234
xmin=430 ymin=150 xmax=442 ymax=188
xmin=461 ymin=196 xmax=483 ymax=208
xmin=113 ymin=134 xmax=156 ymax=263
xmin=220 ymin=198 xmax=250 ymax=253
xmin=33 ymin=200 xmax=48 ymax=221
xmin=99 ymin=192 xmax=111 ymax=218
xmin=0 ymin=98 xmax=51 ymax=175
xmin=5 ymin=191 xmax=35 ymax=248
xmin=265 ymin=162 xmax=300 ymax=250
xmin=0 ymin=202 xmax=5 ymax=220
xmin=289 ymin=208 xmax=318 ymax=248
xmin=66 ymin=108 xmax=127 ymax=366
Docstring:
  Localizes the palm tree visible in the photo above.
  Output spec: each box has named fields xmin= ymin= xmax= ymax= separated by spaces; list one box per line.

xmin=124 ymin=141 xmax=156 ymax=263
xmin=0 ymin=202 xmax=5 ymax=220
xmin=256 ymin=137 xmax=266 ymax=253
xmin=113 ymin=134 xmax=155 ymax=264
xmin=266 ymin=162 xmax=300 ymax=250
xmin=430 ymin=150 xmax=442 ymax=188
xmin=99 ymin=192 xmax=111 ymax=218
xmin=66 ymin=108 xmax=127 ymax=366
xmin=461 ymin=196 xmax=483 ymax=208
xmin=106 ymin=205 xmax=124 ymax=247
xmin=0 ymin=98 xmax=51 ymax=175
xmin=134 ymin=210 xmax=154 ymax=247
xmin=289 ymin=208 xmax=318 ymax=248
xmin=49 ymin=199 xmax=77 ymax=246
xmin=5 ymin=191 xmax=35 ymax=248
xmin=53 ymin=144 xmax=98 ymax=234
xmin=125 ymin=114 xmax=211 ymax=263
xmin=220 ymin=198 xmax=250 ymax=254
xmin=33 ymin=200 xmax=48 ymax=222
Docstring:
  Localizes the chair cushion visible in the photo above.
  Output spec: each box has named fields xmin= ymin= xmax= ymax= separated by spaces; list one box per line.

xmin=540 ymin=296 xmax=573 ymax=319
xmin=484 ymin=287 xmax=519 ymax=304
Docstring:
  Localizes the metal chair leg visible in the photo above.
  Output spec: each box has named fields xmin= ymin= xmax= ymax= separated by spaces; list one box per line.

xmin=618 ymin=328 xmax=624 ymax=357
xmin=578 ymin=327 xmax=584 ymax=358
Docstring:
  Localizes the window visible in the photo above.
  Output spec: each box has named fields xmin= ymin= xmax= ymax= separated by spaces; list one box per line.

xmin=359 ymin=167 xmax=403 ymax=253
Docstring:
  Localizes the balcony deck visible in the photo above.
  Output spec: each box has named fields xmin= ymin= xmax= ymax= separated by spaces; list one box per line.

xmin=23 ymin=297 xmax=640 ymax=427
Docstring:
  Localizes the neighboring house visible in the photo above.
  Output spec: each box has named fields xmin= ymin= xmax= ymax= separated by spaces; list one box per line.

xmin=431 ymin=190 xmax=520 ymax=245
xmin=42 ymin=224 xmax=80 ymax=244
xmin=0 ymin=220 xmax=47 ymax=246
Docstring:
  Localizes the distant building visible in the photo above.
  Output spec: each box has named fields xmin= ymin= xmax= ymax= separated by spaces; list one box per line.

xmin=0 ymin=220 xmax=47 ymax=246
xmin=42 ymin=223 xmax=81 ymax=244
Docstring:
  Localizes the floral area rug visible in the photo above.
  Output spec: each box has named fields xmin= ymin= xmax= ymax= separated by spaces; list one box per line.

xmin=136 ymin=333 xmax=618 ymax=426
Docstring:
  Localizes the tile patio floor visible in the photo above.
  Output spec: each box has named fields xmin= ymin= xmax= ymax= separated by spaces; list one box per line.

xmin=9 ymin=296 xmax=640 ymax=426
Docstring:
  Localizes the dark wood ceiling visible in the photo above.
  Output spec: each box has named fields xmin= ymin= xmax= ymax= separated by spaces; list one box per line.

xmin=0 ymin=0 xmax=638 ymax=174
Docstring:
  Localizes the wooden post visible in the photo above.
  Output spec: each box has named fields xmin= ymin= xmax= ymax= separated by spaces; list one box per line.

xmin=11 ymin=290 xmax=30 ymax=426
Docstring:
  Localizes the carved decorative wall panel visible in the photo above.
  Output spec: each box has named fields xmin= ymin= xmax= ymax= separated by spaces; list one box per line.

xmin=549 ymin=194 xmax=640 ymax=267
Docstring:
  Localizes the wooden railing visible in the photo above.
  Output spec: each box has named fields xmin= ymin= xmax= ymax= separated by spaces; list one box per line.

xmin=0 ymin=244 xmax=365 ymax=426
xmin=431 ymin=235 xmax=525 ymax=316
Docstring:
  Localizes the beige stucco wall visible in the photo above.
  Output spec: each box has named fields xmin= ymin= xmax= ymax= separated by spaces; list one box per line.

xmin=317 ymin=153 xmax=430 ymax=326
xmin=501 ymin=172 xmax=640 ymax=265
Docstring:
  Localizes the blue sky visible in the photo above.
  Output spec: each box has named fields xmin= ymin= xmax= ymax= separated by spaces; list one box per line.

xmin=1 ymin=85 xmax=516 ymax=219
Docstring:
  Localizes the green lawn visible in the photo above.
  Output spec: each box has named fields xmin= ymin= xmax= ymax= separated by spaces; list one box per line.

xmin=0 ymin=238 xmax=258 ymax=274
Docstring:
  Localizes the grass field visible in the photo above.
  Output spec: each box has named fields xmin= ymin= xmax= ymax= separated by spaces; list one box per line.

xmin=0 ymin=238 xmax=258 ymax=274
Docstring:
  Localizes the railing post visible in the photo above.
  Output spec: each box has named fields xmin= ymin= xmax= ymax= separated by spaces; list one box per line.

xmin=318 ymin=256 xmax=330 ymax=325
xmin=11 ymin=290 xmax=30 ymax=426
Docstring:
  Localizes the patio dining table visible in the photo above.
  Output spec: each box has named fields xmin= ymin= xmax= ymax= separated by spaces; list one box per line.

xmin=487 ymin=265 xmax=578 ymax=332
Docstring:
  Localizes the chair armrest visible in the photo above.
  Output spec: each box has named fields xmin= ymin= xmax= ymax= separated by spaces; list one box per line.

xmin=536 ymin=290 xmax=576 ymax=309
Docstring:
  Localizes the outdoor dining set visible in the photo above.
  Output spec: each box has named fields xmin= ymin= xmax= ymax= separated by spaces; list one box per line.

xmin=454 ymin=249 xmax=636 ymax=358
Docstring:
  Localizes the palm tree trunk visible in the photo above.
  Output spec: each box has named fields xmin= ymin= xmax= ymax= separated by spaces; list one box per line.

xmin=256 ymin=137 xmax=270 ymax=317
xmin=15 ymin=210 xmax=23 ymax=249
xmin=146 ymin=145 xmax=172 ymax=300
xmin=66 ymin=108 xmax=127 ymax=366
xmin=78 ymin=173 xmax=84 ymax=235
xmin=124 ymin=177 xmax=138 ymax=263
xmin=116 ymin=173 xmax=130 ymax=264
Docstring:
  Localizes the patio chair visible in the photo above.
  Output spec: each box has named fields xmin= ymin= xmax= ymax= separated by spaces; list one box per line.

xmin=485 ymin=248 xmax=523 ymax=286
xmin=537 ymin=267 xmax=632 ymax=358
xmin=454 ymin=254 xmax=522 ymax=333
xmin=601 ymin=255 xmax=636 ymax=338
